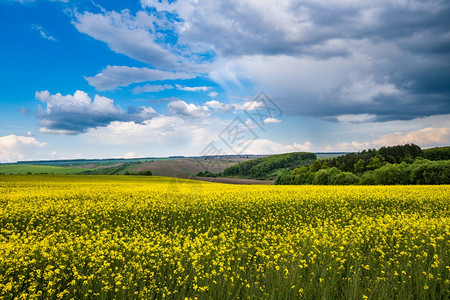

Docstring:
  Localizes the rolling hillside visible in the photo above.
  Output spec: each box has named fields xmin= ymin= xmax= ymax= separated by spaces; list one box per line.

xmin=222 ymin=152 xmax=317 ymax=178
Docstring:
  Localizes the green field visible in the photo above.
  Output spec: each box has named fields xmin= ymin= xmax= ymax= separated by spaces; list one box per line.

xmin=0 ymin=164 xmax=89 ymax=175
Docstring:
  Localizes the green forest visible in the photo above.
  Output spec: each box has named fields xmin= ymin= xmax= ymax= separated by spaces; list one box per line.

xmin=276 ymin=145 xmax=450 ymax=185
xmin=222 ymin=152 xmax=316 ymax=178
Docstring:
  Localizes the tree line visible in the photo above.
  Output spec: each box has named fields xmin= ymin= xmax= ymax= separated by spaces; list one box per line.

xmin=222 ymin=152 xmax=317 ymax=178
xmin=276 ymin=144 xmax=449 ymax=185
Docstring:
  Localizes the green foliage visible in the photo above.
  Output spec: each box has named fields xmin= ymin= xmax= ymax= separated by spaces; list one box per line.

xmin=407 ymin=159 xmax=450 ymax=184
xmin=311 ymin=168 xmax=359 ymax=185
xmin=291 ymin=166 xmax=308 ymax=175
xmin=276 ymin=157 xmax=450 ymax=185
xmin=312 ymin=169 xmax=329 ymax=185
xmin=357 ymin=159 xmax=450 ymax=185
xmin=372 ymin=163 xmax=407 ymax=185
xmin=359 ymin=171 xmax=376 ymax=185
xmin=0 ymin=164 xmax=88 ymax=175
xmin=278 ymin=167 xmax=358 ymax=185
xmin=325 ymin=144 xmax=423 ymax=172
xmin=424 ymin=146 xmax=450 ymax=161
xmin=309 ymin=160 xmax=322 ymax=172
xmin=366 ymin=157 xmax=382 ymax=171
xmin=137 ymin=170 xmax=153 ymax=176
xmin=223 ymin=152 xmax=317 ymax=178
xmin=80 ymin=163 xmax=134 ymax=175
xmin=123 ymin=169 xmax=153 ymax=176
xmin=353 ymin=159 xmax=365 ymax=174
xmin=377 ymin=144 xmax=423 ymax=163
xmin=332 ymin=172 xmax=360 ymax=185
xmin=196 ymin=171 xmax=217 ymax=177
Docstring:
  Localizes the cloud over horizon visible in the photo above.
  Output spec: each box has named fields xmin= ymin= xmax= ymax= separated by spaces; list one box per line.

xmin=36 ymin=90 xmax=157 ymax=134
xmin=1 ymin=0 xmax=449 ymax=161
xmin=0 ymin=135 xmax=47 ymax=162
xmin=326 ymin=127 xmax=450 ymax=152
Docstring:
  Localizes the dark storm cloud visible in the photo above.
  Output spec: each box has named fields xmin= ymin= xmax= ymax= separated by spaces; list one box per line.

xmin=176 ymin=0 xmax=450 ymax=58
xmin=277 ymin=89 xmax=449 ymax=123
xmin=80 ymin=0 xmax=450 ymax=122
xmin=194 ymin=0 xmax=450 ymax=121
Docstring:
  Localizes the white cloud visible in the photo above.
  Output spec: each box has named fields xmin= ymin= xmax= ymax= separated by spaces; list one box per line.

xmin=0 ymin=135 xmax=47 ymax=163
xmin=335 ymin=114 xmax=377 ymax=123
xmin=132 ymin=84 xmax=174 ymax=94
xmin=85 ymin=118 xmax=312 ymax=156
xmin=326 ymin=127 xmax=450 ymax=151
xmin=175 ymin=84 xmax=210 ymax=92
xmin=36 ymin=90 xmax=122 ymax=114
xmin=244 ymin=139 xmax=312 ymax=154
xmin=233 ymin=100 xmax=265 ymax=111
xmin=204 ymin=100 xmax=234 ymax=112
xmin=31 ymin=24 xmax=57 ymax=41
xmin=208 ymin=91 xmax=218 ymax=97
xmin=140 ymin=0 xmax=174 ymax=12
xmin=122 ymin=152 xmax=140 ymax=159
xmin=84 ymin=115 xmax=224 ymax=149
xmin=142 ymin=0 xmax=314 ymax=57
xmin=74 ymin=10 xmax=181 ymax=68
xmin=85 ymin=65 xmax=194 ymax=91
xmin=286 ymin=141 xmax=312 ymax=152
xmin=168 ymin=100 xmax=210 ymax=117
xmin=36 ymin=90 xmax=157 ymax=134
xmin=263 ymin=118 xmax=282 ymax=124
xmin=378 ymin=128 xmax=450 ymax=147
xmin=127 ymin=105 xmax=158 ymax=120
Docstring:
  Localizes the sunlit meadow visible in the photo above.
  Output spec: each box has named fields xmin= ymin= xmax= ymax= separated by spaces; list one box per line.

xmin=0 ymin=175 xmax=448 ymax=299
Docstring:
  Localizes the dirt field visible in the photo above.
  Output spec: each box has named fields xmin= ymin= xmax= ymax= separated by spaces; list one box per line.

xmin=131 ymin=158 xmax=253 ymax=178
xmin=73 ymin=164 xmax=97 ymax=169
xmin=74 ymin=163 xmax=124 ymax=169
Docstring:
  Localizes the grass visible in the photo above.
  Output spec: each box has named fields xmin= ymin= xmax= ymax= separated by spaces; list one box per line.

xmin=0 ymin=164 xmax=89 ymax=175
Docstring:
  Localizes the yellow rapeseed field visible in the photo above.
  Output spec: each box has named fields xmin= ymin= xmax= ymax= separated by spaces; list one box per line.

xmin=0 ymin=175 xmax=448 ymax=299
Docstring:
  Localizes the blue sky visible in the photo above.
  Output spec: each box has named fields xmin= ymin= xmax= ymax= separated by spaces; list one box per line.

xmin=0 ymin=0 xmax=449 ymax=162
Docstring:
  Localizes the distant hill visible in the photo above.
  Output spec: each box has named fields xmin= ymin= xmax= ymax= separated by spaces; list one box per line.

xmin=222 ymin=152 xmax=317 ymax=179
xmin=0 ymin=157 xmax=257 ymax=177
xmin=2 ymin=147 xmax=447 ymax=180
xmin=15 ymin=157 xmax=166 ymax=166
xmin=0 ymin=164 xmax=91 ymax=175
